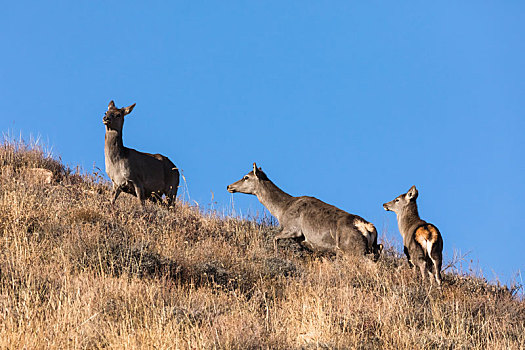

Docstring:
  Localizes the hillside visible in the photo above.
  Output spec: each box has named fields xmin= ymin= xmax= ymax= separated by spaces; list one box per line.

xmin=0 ymin=140 xmax=523 ymax=349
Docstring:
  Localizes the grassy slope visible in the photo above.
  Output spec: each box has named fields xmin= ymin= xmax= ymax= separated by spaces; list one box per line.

xmin=0 ymin=141 xmax=523 ymax=349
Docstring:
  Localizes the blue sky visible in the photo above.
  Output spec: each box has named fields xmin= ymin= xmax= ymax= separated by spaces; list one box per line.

xmin=1 ymin=2 xmax=524 ymax=285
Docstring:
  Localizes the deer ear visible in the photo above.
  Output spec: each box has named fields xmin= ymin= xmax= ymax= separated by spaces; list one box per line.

xmin=252 ymin=163 xmax=258 ymax=176
xmin=406 ymin=185 xmax=418 ymax=200
xmin=123 ymin=103 xmax=136 ymax=115
xmin=108 ymin=100 xmax=115 ymax=110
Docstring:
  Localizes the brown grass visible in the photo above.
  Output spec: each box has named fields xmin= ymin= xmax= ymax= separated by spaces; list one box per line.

xmin=0 ymin=140 xmax=523 ymax=349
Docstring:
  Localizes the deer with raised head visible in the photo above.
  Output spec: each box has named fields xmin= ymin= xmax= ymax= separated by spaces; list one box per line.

xmin=383 ymin=186 xmax=443 ymax=287
xmin=103 ymin=100 xmax=179 ymax=207
xmin=227 ymin=163 xmax=382 ymax=260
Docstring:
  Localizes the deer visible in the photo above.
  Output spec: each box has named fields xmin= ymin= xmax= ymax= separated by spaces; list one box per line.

xmin=103 ymin=100 xmax=179 ymax=207
xmin=383 ymin=186 xmax=443 ymax=287
xmin=227 ymin=163 xmax=382 ymax=260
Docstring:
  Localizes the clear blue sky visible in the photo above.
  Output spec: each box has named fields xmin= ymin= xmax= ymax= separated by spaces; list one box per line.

xmin=1 ymin=2 xmax=523 ymax=285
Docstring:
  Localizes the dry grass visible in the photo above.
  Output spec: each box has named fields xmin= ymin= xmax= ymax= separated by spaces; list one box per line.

xmin=0 ymin=139 xmax=523 ymax=349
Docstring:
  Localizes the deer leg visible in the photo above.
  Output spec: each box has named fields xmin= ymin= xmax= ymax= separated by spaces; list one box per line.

xmin=111 ymin=186 xmax=122 ymax=204
xmin=132 ymin=182 xmax=146 ymax=207
xmin=328 ymin=229 xmax=342 ymax=256
xmin=404 ymin=246 xmax=414 ymax=268
xmin=149 ymin=192 xmax=162 ymax=204
xmin=417 ymin=262 xmax=427 ymax=282
xmin=301 ymin=241 xmax=316 ymax=252
xmin=168 ymin=185 xmax=178 ymax=205
xmin=165 ymin=192 xmax=173 ymax=207
xmin=159 ymin=185 xmax=176 ymax=208
xmin=426 ymin=262 xmax=435 ymax=288
xmin=430 ymin=257 xmax=442 ymax=288
xmin=274 ymin=228 xmax=302 ymax=254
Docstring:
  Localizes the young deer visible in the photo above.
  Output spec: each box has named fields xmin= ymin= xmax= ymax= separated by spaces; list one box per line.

xmin=103 ymin=100 xmax=179 ymax=207
xmin=383 ymin=186 xmax=443 ymax=286
xmin=227 ymin=163 xmax=382 ymax=260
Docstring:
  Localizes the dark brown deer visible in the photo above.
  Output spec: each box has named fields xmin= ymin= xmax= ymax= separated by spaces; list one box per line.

xmin=227 ymin=163 xmax=382 ymax=260
xmin=103 ymin=100 xmax=179 ymax=207
xmin=383 ymin=186 xmax=443 ymax=287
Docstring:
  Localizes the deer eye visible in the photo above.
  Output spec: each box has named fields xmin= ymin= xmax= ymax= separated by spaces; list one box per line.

xmin=243 ymin=176 xmax=249 ymax=180
xmin=395 ymin=198 xmax=400 ymax=202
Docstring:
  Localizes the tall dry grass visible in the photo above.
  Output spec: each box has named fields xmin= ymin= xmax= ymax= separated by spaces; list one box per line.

xmin=0 ymin=139 xmax=523 ymax=349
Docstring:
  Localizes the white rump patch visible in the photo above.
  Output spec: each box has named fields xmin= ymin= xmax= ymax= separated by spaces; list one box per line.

xmin=417 ymin=236 xmax=433 ymax=257
xmin=424 ymin=240 xmax=432 ymax=256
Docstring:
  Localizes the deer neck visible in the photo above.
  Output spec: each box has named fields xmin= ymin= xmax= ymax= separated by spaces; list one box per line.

xmin=255 ymin=179 xmax=292 ymax=222
xmin=397 ymin=202 xmax=422 ymax=241
xmin=104 ymin=128 xmax=126 ymax=161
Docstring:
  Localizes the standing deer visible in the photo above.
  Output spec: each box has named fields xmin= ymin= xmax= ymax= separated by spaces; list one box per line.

xmin=227 ymin=163 xmax=382 ymax=260
xmin=383 ymin=186 xmax=443 ymax=287
xmin=103 ymin=100 xmax=179 ymax=207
